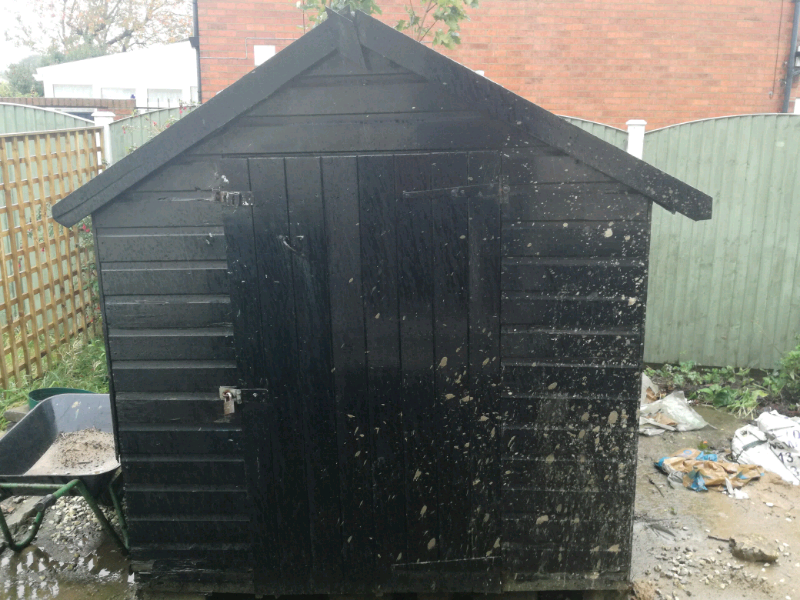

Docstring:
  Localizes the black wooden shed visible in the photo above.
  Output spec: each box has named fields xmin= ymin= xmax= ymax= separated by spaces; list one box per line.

xmin=52 ymin=10 xmax=711 ymax=597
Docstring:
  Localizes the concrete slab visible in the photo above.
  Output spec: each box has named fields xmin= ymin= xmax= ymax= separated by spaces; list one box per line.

xmin=3 ymin=403 xmax=29 ymax=424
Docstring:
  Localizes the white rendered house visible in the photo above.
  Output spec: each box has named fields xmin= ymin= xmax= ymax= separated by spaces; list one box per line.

xmin=35 ymin=41 xmax=199 ymax=110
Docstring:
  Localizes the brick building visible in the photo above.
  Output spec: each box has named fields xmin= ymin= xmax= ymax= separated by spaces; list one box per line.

xmin=197 ymin=0 xmax=799 ymax=129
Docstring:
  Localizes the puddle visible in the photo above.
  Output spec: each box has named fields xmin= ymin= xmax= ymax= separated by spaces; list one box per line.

xmin=0 ymin=527 xmax=134 ymax=599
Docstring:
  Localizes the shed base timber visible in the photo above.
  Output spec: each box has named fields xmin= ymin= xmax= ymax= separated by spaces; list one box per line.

xmin=133 ymin=569 xmax=631 ymax=596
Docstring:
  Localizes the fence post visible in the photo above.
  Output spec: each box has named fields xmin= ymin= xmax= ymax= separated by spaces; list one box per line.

xmin=626 ymin=119 xmax=647 ymax=159
xmin=92 ymin=110 xmax=115 ymax=165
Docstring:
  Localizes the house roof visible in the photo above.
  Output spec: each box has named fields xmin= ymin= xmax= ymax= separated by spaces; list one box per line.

xmin=51 ymin=10 xmax=712 ymax=227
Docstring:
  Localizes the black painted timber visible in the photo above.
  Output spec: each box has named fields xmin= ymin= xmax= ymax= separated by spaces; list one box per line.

xmin=47 ymin=6 xmax=705 ymax=592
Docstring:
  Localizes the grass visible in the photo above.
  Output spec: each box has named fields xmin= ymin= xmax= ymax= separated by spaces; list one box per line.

xmin=0 ymin=334 xmax=108 ymax=431
xmin=646 ymin=338 xmax=800 ymax=419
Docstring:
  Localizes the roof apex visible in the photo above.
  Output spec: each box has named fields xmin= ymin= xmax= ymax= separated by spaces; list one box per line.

xmin=52 ymin=10 xmax=711 ymax=226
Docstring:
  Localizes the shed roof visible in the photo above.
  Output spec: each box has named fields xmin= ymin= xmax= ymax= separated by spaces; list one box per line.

xmin=52 ymin=10 xmax=712 ymax=227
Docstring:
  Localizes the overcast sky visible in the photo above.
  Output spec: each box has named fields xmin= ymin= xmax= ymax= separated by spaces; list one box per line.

xmin=0 ymin=1 xmax=40 ymax=72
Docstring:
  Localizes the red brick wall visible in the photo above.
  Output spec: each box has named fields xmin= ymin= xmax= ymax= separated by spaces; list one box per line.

xmin=198 ymin=0 xmax=798 ymax=129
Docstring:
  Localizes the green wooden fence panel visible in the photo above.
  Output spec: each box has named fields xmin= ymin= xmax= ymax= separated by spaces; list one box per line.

xmin=109 ymin=106 xmax=195 ymax=164
xmin=644 ymin=115 xmax=800 ymax=369
xmin=0 ymin=103 xmax=93 ymax=135
xmin=561 ymin=116 xmax=628 ymax=150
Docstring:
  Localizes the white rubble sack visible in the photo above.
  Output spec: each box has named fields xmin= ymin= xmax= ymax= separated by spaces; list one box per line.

xmin=732 ymin=410 xmax=800 ymax=485
xmin=639 ymin=390 xmax=709 ymax=432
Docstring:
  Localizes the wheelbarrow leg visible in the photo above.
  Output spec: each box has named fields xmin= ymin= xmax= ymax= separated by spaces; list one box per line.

xmin=0 ymin=478 xmax=129 ymax=554
xmin=0 ymin=506 xmax=45 ymax=552
xmin=72 ymin=480 xmax=129 ymax=554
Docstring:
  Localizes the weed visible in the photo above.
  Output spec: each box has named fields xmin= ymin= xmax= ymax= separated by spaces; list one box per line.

xmin=648 ymin=337 xmax=800 ymax=418
xmin=0 ymin=335 xmax=108 ymax=430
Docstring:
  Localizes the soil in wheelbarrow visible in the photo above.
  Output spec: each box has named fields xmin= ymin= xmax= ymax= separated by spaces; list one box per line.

xmin=25 ymin=428 xmax=118 ymax=476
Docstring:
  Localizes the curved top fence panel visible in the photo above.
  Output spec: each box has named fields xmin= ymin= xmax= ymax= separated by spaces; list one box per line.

xmin=644 ymin=114 xmax=800 ymax=369
xmin=109 ymin=106 xmax=195 ymax=164
xmin=0 ymin=103 xmax=94 ymax=135
xmin=560 ymin=116 xmax=627 ymax=150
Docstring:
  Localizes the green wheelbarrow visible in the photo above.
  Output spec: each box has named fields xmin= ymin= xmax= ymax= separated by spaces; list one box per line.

xmin=0 ymin=393 xmax=128 ymax=553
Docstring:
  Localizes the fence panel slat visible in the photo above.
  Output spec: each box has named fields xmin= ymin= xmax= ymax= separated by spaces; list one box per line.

xmin=0 ymin=126 xmax=102 ymax=388
xmin=644 ymin=114 xmax=800 ymax=368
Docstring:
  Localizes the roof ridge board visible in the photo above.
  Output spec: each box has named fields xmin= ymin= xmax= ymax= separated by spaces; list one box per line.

xmin=52 ymin=21 xmax=339 ymax=227
xmin=352 ymin=10 xmax=712 ymax=221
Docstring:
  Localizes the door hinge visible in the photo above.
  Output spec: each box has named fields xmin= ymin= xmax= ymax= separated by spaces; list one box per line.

xmin=211 ymin=188 xmax=253 ymax=207
xmin=220 ymin=386 xmax=242 ymax=415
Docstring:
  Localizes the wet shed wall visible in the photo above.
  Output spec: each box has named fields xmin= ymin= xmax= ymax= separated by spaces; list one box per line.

xmin=93 ymin=48 xmax=647 ymax=591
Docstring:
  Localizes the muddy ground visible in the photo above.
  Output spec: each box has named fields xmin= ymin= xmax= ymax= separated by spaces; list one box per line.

xmin=1 ymin=405 xmax=799 ymax=599
xmin=632 ymin=405 xmax=800 ymax=600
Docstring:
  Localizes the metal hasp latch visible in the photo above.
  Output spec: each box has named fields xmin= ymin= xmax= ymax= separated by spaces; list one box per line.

xmin=220 ymin=386 xmax=242 ymax=415
xmin=211 ymin=188 xmax=253 ymax=207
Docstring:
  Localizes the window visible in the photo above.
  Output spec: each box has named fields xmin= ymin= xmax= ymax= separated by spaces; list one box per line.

xmin=101 ymin=87 xmax=136 ymax=99
xmin=254 ymin=45 xmax=276 ymax=67
xmin=52 ymin=84 xmax=93 ymax=98
xmin=147 ymin=89 xmax=183 ymax=108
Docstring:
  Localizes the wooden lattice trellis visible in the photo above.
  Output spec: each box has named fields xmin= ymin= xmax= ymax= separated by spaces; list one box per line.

xmin=0 ymin=127 xmax=103 ymax=388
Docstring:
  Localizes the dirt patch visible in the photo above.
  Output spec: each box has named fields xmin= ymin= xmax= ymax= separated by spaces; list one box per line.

xmin=25 ymin=428 xmax=118 ymax=476
xmin=633 ymin=405 xmax=800 ymax=599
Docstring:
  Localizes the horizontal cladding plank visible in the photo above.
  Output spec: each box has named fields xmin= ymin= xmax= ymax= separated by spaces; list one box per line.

xmin=504 ymin=514 xmax=631 ymax=547
xmin=130 ymin=157 xmax=249 ymax=193
xmin=503 ymin=183 xmax=649 ymax=222
xmin=501 ymin=293 xmax=644 ymax=329
xmin=108 ymin=328 xmax=234 ymax=361
xmin=503 ymin=221 xmax=649 ymax=258
xmin=96 ymin=228 xmax=226 ymax=262
xmin=118 ymin=427 xmax=243 ymax=455
xmin=102 ymin=261 xmax=229 ymax=296
xmin=131 ymin=543 xmax=252 ymax=569
xmin=501 ymin=258 xmax=646 ymax=297
xmin=126 ymin=488 xmax=248 ymax=516
xmin=503 ymin=490 xmax=634 ymax=520
xmin=502 ymin=149 xmax=614 ymax=185
xmin=128 ymin=519 xmax=250 ymax=545
xmin=501 ymin=363 xmax=641 ymax=396
xmin=248 ymin=80 xmax=472 ymax=116
xmin=116 ymin=394 xmax=233 ymax=424
xmin=502 ymin=457 xmax=633 ymax=492
xmin=122 ymin=456 xmax=246 ymax=485
xmin=198 ymin=113 xmax=528 ymax=155
xmin=104 ymin=295 xmax=231 ymax=329
xmin=93 ymin=195 xmax=235 ymax=229
xmin=502 ymin=425 xmax=638 ymax=461
xmin=501 ymin=329 xmax=641 ymax=362
xmin=113 ymin=360 xmax=237 ymax=393
xmin=500 ymin=394 xmax=638 ymax=428
xmin=502 ymin=543 xmax=627 ymax=574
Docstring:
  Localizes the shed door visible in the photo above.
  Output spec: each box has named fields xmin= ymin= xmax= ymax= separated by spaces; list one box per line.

xmin=225 ymin=154 xmax=502 ymax=594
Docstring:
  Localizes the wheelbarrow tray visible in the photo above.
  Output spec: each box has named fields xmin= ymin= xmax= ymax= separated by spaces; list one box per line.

xmin=0 ymin=394 xmax=117 ymax=497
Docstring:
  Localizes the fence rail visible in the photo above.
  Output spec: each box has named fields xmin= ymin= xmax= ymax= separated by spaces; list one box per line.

xmin=0 ymin=127 xmax=102 ymax=387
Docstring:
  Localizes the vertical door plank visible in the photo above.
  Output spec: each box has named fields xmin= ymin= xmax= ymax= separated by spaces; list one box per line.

xmin=249 ymin=157 xmax=311 ymax=593
xmin=285 ymin=156 xmax=341 ymax=591
xmin=226 ymin=204 xmax=265 ymax=390
xmin=467 ymin=152 xmax=502 ymax=590
xmin=322 ymin=155 xmax=374 ymax=589
xmin=358 ymin=154 xmax=405 ymax=584
xmin=430 ymin=153 xmax=472 ymax=569
xmin=225 ymin=203 xmax=270 ymax=585
xmin=396 ymin=154 xmax=439 ymax=566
